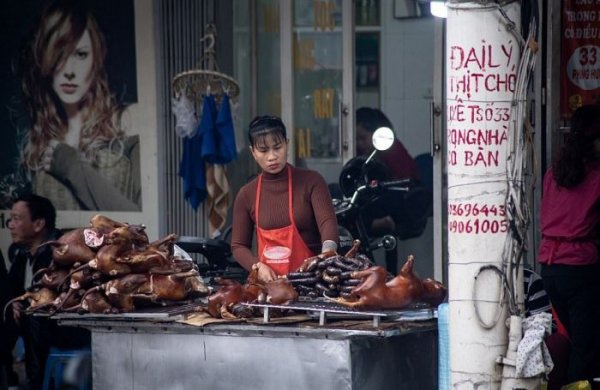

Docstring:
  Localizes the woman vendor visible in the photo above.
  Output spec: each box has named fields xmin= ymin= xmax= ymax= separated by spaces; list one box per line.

xmin=538 ymin=104 xmax=600 ymax=385
xmin=231 ymin=115 xmax=339 ymax=282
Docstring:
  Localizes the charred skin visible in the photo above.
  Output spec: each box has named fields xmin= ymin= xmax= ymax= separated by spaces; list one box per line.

xmin=103 ymin=274 xmax=149 ymax=312
xmin=67 ymin=268 xmax=103 ymax=290
xmin=79 ymin=276 xmax=147 ymax=314
xmin=264 ymin=278 xmax=298 ymax=305
xmin=32 ymin=265 xmax=71 ymax=291
xmin=89 ymin=214 xmax=127 ymax=232
xmin=105 ymin=226 xmax=147 ymax=250
xmin=133 ymin=271 xmax=208 ymax=302
xmin=78 ymin=290 xmax=115 ymax=314
xmin=89 ymin=244 xmax=133 ymax=276
xmin=206 ymin=275 xmax=295 ymax=318
xmin=207 ymin=279 xmax=246 ymax=318
xmin=45 ymin=228 xmax=96 ymax=266
xmin=147 ymin=233 xmax=178 ymax=257
xmin=3 ymin=288 xmax=58 ymax=320
xmin=116 ymin=247 xmax=194 ymax=275
xmin=52 ymin=288 xmax=86 ymax=312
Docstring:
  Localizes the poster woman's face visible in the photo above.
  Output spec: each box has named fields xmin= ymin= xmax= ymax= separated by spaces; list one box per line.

xmin=52 ymin=29 xmax=94 ymax=106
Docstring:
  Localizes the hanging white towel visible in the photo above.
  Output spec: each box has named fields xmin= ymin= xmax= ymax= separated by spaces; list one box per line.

xmin=172 ymin=94 xmax=198 ymax=138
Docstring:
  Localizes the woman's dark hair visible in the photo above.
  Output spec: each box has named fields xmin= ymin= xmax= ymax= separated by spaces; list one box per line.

xmin=356 ymin=107 xmax=394 ymax=134
xmin=247 ymin=115 xmax=287 ymax=147
xmin=14 ymin=193 xmax=57 ymax=230
xmin=553 ymin=104 xmax=600 ymax=188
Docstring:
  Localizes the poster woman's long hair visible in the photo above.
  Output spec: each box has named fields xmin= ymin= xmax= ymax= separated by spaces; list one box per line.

xmin=0 ymin=0 xmax=139 ymax=211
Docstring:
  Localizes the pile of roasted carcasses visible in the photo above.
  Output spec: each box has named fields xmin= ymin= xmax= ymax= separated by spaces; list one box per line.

xmin=6 ymin=215 xmax=209 ymax=315
xmin=204 ymin=240 xmax=447 ymax=319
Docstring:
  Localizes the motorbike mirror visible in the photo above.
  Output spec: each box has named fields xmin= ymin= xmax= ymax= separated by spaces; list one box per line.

xmin=372 ymin=127 xmax=394 ymax=151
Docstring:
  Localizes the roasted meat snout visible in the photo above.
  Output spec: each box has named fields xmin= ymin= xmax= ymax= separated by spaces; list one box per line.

xmin=420 ymin=277 xmax=447 ymax=306
xmin=70 ymin=290 xmax=116 ymax=314
xmin=3 ymin=288 xmax=58 ymax=319
xmin=51 ymin=289 xmax=86 ymax=313
xmin=32 ymin=265 xmax=71 ymax=291
xmin=260 ymin=278 xmax=298 ymax=305
xmin=207 ymin=279 xmax=248 ymax=319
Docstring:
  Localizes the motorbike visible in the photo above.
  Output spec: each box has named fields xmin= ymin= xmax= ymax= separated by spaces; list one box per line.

xmin=175 ymin=234 xmax=248 ymax=283
xmin=332 ymin=127 xmax=432 ymax=274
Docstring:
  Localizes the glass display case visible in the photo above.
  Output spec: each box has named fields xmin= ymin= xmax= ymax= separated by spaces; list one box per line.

xmin=234 ymin=0 xmax=381 ymax=182
xmin=292 ymin=0 xmax=344 ymax=165
xmin=257 ymin=0 xmax=282 ymax=116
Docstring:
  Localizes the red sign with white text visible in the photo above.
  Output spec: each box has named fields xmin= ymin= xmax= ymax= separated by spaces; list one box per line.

xmin=561 ymin=0 xmax=600 ymax=119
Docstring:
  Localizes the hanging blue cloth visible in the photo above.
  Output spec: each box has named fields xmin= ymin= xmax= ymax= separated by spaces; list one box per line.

xmin=213 ymin=94 xmax=237 ymax=164
xmin=179 ymin=95 xmax=218 ymax=210
xmin=199 ymin=95 xmax=218 ymax=161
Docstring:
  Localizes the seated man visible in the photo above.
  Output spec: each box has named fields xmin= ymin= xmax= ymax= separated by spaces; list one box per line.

xmin=7 ymin=194 xmax=90 ymax=389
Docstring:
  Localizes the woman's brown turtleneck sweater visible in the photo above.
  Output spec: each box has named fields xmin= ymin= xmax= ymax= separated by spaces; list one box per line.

xmin=231 ymin=164 xmax=339 ymax=271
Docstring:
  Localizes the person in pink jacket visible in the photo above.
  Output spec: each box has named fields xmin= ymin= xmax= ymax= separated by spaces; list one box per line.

xmin=538 ymin=104 xmax=600 ymax=385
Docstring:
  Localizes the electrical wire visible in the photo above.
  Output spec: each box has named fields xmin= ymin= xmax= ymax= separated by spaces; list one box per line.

xmin=501 ymin=18 xmax=537 ymax=317
xmin=471 ymin=5 xmax=538 ymax=327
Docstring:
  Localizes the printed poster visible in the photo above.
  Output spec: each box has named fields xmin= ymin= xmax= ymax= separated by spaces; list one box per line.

xmin=0 ymin=0 xmax=140 ymax=211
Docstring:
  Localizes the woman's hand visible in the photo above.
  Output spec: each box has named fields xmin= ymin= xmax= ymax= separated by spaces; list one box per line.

xmin=254 ymin=262 xmax=277 ymax=283
xmin=41 ymin=139 xmax=60 ymax=171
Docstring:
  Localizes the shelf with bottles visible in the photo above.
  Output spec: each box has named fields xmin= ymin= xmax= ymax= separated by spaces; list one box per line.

xmin=355 ymin=0 xmax=380 ymax=27
xmin=355 ymin=32 xmax=379 ymax=89
xmin=291 ymin=0 xmax=380 ymax=31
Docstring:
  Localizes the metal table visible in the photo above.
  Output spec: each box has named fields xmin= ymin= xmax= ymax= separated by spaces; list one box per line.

xmin=57 ymin=309 xmax=438 ymax=390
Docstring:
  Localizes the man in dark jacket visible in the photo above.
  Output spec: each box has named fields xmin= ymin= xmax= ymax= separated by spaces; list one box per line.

xmin=6 ymin=194 xmax=71 ymax=389
xmin=6 ymin=194 xmax=62 ymax=389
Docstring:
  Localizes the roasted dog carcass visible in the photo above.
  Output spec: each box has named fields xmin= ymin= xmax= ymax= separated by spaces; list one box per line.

xmin=332 ymin=255 xmax=425 ymax=310
xmin=207 ymin=279 xmax=252 ymax=319
xmin=206 ymin=263 xmax=298 ymax=319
